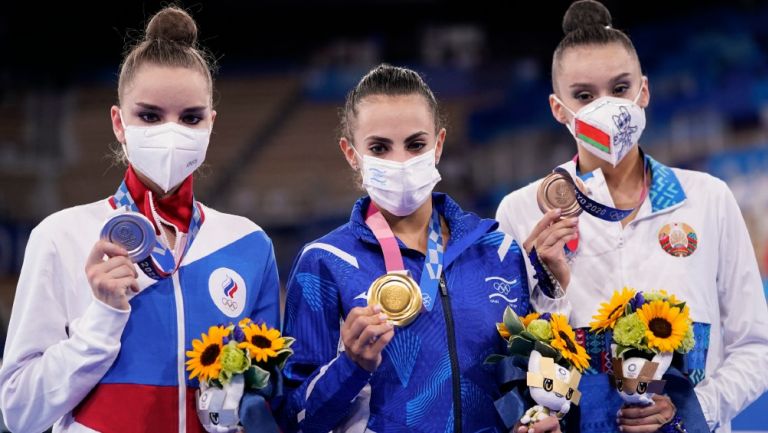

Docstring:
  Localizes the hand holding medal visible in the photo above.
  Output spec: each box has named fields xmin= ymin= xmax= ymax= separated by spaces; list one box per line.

xmin=345 ymin=202 xmax=445 ymax=372
xmin=524 ymin=208 xmax=577 ymax=291
xmin=85 ymin=239 xmax=140 ymax=311
xmin=85 ymin=210 xmax=155 ymax=311
xmin=341 ymin=305 xmax=395 ymax=372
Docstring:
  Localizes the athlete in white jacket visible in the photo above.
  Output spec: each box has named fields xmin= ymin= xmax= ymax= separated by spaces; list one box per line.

xmin=497 ymin=2 xmax=768 ymax=433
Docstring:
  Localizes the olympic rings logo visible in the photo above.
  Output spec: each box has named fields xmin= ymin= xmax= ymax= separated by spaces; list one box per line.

xmin=493 ymin=281 xmax=511 ymax=295
xmin=221 ymin=297 xmax=238 ymax=311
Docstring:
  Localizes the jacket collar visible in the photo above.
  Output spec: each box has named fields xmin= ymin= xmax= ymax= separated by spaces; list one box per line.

xmin=122 ymin=165 xmax=195 ymax=232
xmin=568 ymin=150 xmax=686 ymax=214
xmin=349 ymin=192 xmax=497 ymax=268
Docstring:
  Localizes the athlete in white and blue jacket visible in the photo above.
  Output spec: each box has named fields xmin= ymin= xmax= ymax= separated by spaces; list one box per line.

xmin=0 ymin=7 xmax=280 ymax=432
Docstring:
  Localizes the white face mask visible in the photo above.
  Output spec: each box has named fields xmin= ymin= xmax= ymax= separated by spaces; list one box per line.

xmin=121 ymin=111 xmax=210 ymax=193
xmin=353 ymin=145 xmax=442 ymax=217
xmin=554 ymin=85 xmax=645 ymax=167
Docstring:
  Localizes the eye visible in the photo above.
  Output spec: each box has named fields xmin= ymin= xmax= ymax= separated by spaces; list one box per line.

xmin=573 ymin=91 xmax=593 ymax=102
xmin=637 ymin=382 xmax=648 ymax=394
xmin=368 ymin=143 xmax=388 ymax=155
xmin=615 ymin=378 xmax=623 ymax=391
xmin=613 ymin=83 xmax=630 ymax=96
xmin=543 ymin=378 xmax=553 ymax=392
xmin=138 ymin=111 xmax=160 ymax=123
xmin=566 ymin=388 xmax=574 ymax=400
xmin=181 ymin=114 xmax=203 ymax=125
xmin=406 ymin=141 xmax=427 ymax=152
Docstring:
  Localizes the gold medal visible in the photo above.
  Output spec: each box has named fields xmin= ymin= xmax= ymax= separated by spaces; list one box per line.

xmin=367 ymin=271 xmax=422 ymax=327
xmin=536 ymin=171 xmax=585 ymax=217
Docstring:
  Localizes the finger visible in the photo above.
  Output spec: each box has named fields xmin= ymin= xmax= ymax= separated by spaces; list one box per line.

xmin=346 ymin=312 xmax=387 ymax=342
xmin=87 ymin=240 xmax=129 ymax=267
xmin=620 ymin=404 xmax=662 ymax=419
xmin=342 ymin=313 xmax=387 ymax=345
xmin=114 ymin=276 xmax=140 ymax=294
xmin=345 ymin=306 xmax=372 ymax=323
xmin=106 ymin=263 xmax=139 ymax=280
xmin=524 ymin=209 xmax=562 ymax=251
xmin=352 ymin=323 xmax=394 ymax=355
xmin=618 ymin=414 xmax=665 ymax=427
xmin=99 ymin=256 xmax=138 ymax=275
xmin=367 ymin=326 xmax=395 ymax=354
xmin=617 ymin=424 xmax=660 ymax=433
xmin=536 ymin=217 xmax=578 ymax=244
xmin=104 ymin=276 xmax=137 ymax=295
xmin=651 ymin=395 xmax=675 ymax=418
xmin=530 ymin=416 xmax=560 ymax=432
xmin=358 ymin=322 xmax=394 ymax=345
xmin=92 ymin=254 xmax=134 ymax=274
xmin=128 ymin=279 xmax=140 ymax=293
xmin=537 ymin=225 xmax=578 ymax=250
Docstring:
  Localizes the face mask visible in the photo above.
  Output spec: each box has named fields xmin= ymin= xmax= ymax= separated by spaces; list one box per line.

xmin=353 ymin=146 xmax=442 ymax=217
xmin=554 ymin=85 xmax=645 ymax=167
xmin=121 ymin=111 xmax=210 ymax=193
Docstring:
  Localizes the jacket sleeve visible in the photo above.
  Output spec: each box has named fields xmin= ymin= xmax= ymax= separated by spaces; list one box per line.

xmin=251 ymin=235 xmax=281 ymax=329
xmin=278 ymin=247 xmax=371 ymax=433
xmin=497 ymin=194 xmax=572 ymax=317
xmin=0 ymin=222 xmax=129 ymax=433
xmin=693 ymin=183 xmax=768 ymax=431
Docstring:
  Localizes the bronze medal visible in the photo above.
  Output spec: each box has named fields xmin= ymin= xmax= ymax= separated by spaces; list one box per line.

xmin=536 ymin=171 xmax=584 ymax=217
xmin=367 ymin=272 xmax=422 ymax=327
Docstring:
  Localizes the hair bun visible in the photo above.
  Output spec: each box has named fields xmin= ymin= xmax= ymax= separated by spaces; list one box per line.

xmin=562 ymin=0 xmax=613 ymax=34
xmin=145 ymin=6 xmax=198 ymax=46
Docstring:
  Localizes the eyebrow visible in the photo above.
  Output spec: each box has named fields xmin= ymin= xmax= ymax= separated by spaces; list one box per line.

xmin=569 ymin=72 xmax=633 ymax=89
xmin=364 ymin=131 xmax=428 ymax=143
xmin=134 ymin=102 xmax=208 ymax=113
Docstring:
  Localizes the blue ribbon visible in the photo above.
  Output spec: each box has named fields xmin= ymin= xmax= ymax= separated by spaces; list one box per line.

xmin=553 ymin=167 xmax=635 ymax=222
xmin=494 ymin=356 xmax=529 ymax=429
xmin=240 ymin=368 xmax=283 ymax=433
xmin=663 ymin=367 xmax=710 ymax=433
xmin=240 ymin=393 xmax=280 ymax=433
xmin=418 ymin=207 xmax=444 ymax=311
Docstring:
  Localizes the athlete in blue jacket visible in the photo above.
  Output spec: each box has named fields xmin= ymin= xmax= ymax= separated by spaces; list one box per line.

xmin=279 ymin=65 xmax=567 ymax=433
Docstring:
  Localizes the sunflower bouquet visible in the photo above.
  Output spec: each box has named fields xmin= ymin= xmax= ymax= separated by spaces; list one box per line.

xmin=187 ymin=318 xmax=294 ymax=432
xmin=590 ymin=288 xmax=695 ymax=405
xmin=486 ymin=307 xmax=589 ymax=428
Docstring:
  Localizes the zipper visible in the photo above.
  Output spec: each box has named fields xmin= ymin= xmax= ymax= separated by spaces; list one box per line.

xmin=172 ymin=272 xmax=187 ymax=433
xmin=439 ymin=274 xmax=462 ymax=433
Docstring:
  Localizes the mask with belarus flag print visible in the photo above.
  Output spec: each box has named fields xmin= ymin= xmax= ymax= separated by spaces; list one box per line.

xmin=554 ymin=86 xmax=646 ymax=167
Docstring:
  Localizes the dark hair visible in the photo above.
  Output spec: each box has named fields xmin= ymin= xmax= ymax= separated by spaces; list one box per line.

xmin=552 ymin=0 xmax=639 ymax=91
xmin=340 ymin=64 xmax=443 ymax=142
xmin=118 ymin=6 xmax=216 ymax=103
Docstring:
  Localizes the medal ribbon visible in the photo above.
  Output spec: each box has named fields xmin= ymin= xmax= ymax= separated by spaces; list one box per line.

xmin=365 ymin=203 xmax=443 ymax=311
xmin=111 ymin=180 xmax=203 ymax=280
xmin=560 ymin=155 xmax=649 ymax=222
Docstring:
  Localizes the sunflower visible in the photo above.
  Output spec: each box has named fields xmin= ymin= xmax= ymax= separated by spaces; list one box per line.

xmin=637 ymin=300 xmax=689 ymax=353
xmin=589 ymin=287 xmax=636 ymax=332
xmin=238 ymin=322 xmax=286 ymax=363
xmin=521 ymin=312 xmax=541 ymax=328
xmin=550 ymin=313 xmax=590 ymax=372
xmin=186 ymin=325 xmax=229 ymax=382
xmin=496 ymin=322 xmax=511 ymax=339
